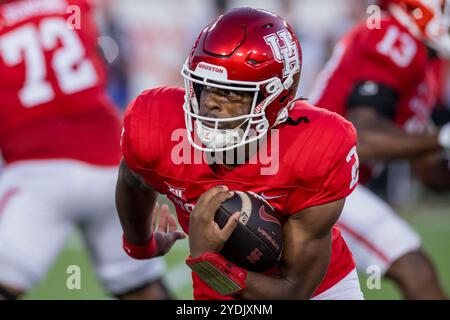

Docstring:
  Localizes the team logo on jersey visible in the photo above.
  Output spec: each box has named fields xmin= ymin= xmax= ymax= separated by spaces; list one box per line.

xmin=264 ymin=30 xmax=300 ymax=78
xmin=165 ymin=183 xmax=187 ymax=201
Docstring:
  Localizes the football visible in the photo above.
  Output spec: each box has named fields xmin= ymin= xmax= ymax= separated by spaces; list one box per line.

xmin=214 ymin=191 xmax=283 ymax=272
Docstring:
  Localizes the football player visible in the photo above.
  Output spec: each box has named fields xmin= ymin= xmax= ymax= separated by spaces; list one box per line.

xmin=0 ymin=0 xmax=168 ymax=299
xmin=310 ymin=0 xmax=450 ymax=299
xmin=116 ymin=7 xmax=364 ymax=300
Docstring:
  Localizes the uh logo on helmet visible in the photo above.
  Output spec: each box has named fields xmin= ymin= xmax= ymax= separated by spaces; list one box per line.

xmin=264 ymin=30 xmax=300 ymax=79
xmin=181 ymin=7 xmax=302 ymax=153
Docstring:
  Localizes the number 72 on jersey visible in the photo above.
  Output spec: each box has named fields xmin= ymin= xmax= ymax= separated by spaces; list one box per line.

xmin=0 ymin=17 xmax=98 ymax=108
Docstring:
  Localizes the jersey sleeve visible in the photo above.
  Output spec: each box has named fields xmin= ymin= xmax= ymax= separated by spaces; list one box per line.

xmin=121 ymin=88 xmax=163 ymax=173
xmin=285 ymin=117 xmax=359 ymax=214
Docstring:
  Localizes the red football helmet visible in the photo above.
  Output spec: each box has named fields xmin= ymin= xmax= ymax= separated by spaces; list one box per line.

xmin=182 ymin=7 xmax=302 ymax=152
xmin=385 ymin=0 xmax=450 ymax=57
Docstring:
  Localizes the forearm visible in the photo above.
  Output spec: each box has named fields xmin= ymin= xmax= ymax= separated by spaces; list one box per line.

xmin=115 ymin=160 xmax=158 ymax=245
xmin=349 ymin=108 xmax=440 ymax=161
xmin=239 ymin=234 xmax=331 ymax=300
xmin=411 ymin=152 xmax=450 ymax=192
xmin=238 ymin=272 xmax=292 ymax=300
xmin=358 ymin=129 xmax=440 ymax=161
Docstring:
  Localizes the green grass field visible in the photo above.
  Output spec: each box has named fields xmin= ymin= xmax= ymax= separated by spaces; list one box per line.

xmin=24 ymin=195 xmax=450 ymax=300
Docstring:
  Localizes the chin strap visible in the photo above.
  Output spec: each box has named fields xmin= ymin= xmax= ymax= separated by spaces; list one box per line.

xmin=195 ymin=120 xmax=245 ymax=150
xmin=186 ymin=252 xmax=248 ymax=296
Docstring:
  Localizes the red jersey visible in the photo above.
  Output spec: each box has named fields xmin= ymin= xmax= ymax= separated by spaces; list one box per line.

xmin=121 ymin=86 xmax=359 ymax=299
xmin=311 ymin=15 xmax=439 ymax=133
xmin=0 ymin=0 xmax=121 ymax=165
xmin=311 ymin=15 xmax=441 ymax=183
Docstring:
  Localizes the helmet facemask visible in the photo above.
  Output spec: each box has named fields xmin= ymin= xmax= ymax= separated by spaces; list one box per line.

xmin=181 ymin=61 xmax=298 ymax=153
xmin=180 ymin=8 xmax=302 ymax=153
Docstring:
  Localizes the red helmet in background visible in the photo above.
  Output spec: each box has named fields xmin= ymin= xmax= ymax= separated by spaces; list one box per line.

xmin=182 ymin=7 xmax=302 ymax=152
xmin=385 ymin=0 xmax=450 ymax=57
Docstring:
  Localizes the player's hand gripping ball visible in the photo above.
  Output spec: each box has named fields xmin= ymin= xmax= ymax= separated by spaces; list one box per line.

xmin=214 ymin=191 xmax=283 ymax=272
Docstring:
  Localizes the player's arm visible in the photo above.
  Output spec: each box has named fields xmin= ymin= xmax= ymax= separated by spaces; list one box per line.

xmin=187 ymin=186 xmax=345 ymax=300
xmin=238 ymin=199 xmax=344 ymax=300
xmin=410 ymin=151 xmax=450 ymax=192
xmin=115 ymin=159 xmax=186 ymax=259
xmin=115 ymin=159 xmax=158 ymax=245
xmin=117 ymin=88 xmax=186 ymax=259
xmin=346 ymin=83 xmax=449 ymax=161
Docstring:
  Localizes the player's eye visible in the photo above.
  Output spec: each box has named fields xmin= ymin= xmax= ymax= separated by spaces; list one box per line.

xmin=222 ymin=89 xmax=237 ymax=97
xmin=205 ymin=87 xmax=237 ymax=98
xmin=197 ymin=84 xmax=251 ymax=102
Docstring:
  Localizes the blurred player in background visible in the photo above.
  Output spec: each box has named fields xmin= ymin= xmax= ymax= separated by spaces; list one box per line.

xmin=310 ymin=0 xmax=450 ymax=299
xmin=0 ymin=0 xmax=168 ymax=300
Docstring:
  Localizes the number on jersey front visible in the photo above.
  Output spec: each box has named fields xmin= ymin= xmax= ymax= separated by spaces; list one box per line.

xmin=0 ymin=17 xmax=98 ymax=108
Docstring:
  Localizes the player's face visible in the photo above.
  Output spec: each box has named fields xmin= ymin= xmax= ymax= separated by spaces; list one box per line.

xmin=199 ymin=86 xmax=253 ymax=130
